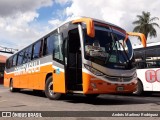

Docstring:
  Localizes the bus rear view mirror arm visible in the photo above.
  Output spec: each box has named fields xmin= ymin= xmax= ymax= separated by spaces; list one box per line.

xmin=127 ymin=32 xmax=147 ymax=47
xmin=72 ymin=18 xmax=95 ymax=38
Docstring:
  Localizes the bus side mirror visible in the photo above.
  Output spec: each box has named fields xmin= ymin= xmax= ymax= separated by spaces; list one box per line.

xmin=127 ymin=32 xmax=147 ymax=47
xmin=72 ymin=18 xmax=95 ymax=38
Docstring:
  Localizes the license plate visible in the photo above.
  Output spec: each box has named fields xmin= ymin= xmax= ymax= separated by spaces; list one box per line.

xmin=116 ymin=86 xmax=124 ymax=91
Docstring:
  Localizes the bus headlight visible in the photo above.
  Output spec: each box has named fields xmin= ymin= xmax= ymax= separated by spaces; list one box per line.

xmin=133 ymin=72 xmax=137 ymax=78
xmin=84 ymin=64 xmax=104 ymax=76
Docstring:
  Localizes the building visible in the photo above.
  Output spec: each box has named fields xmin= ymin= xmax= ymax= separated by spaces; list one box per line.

xmin=0 ymin=55 xmax=7 ymax=84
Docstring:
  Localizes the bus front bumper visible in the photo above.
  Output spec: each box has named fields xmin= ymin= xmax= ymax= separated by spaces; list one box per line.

xmin=84 ymin=79 xmax=137 ymax=94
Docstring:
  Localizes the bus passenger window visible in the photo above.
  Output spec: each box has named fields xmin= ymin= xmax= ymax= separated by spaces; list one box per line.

xmin=9 ymin=58 xmax=13 ymax=68
xmin=28 ymin=46 xmax=33 ymax=62
xmin=46 ymin=35 xmax=55 ymax=55
xmin=43 ymin=33 xmax=63 ymax=62
xmin=52 ymin=35 xmax=63 ymax=61
xmin=12 ymin=55 xmax=17 ymax=66
xmin=17 ymin=51 xmax=24 ymax=66
xmin=43 ymin=33 xmax=57 ymax=56
xmin=32 ymin=41 xmax=42 ymax=60
xmin=23 ymin=48 xmax=28 ymax=64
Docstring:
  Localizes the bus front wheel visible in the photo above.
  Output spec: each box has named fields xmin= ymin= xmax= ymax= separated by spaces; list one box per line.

xmin=134 ymin=79 xmax=143 ymax=95
xmin=45 ymin=76 xmax=61 ymax=100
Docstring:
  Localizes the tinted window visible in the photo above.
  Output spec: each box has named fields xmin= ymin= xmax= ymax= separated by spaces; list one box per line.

xmin=135 ymin=48 xmax=160 ymax=69
xmin=23 ymin=48 xmax=28 ymax=63
xmin=32 ymin=41 xmax=42 ymax=59
xmin=43 ymin=33 xmax=63 ymax=61
xmin=17 ymin=51 xmax=24 ymax=65
xmin=12 ymin=55 xmax=17 ymax=66
xmin=52 ymin=35 xmax=63 ymax=61
xmin=44 ymin=35 xmax=55 ymax=55
xmin=28 ymin=46 xmax=33 ymax=62
xmin=9 ymin=58 xmax=13 ymax=68
xmin=43 ymin=31 xmax=59 ymax=55
xmin=22 ymin=46 xmax=33 ymax=63
xmin=6 ymin=59 xmax=9 ymax=69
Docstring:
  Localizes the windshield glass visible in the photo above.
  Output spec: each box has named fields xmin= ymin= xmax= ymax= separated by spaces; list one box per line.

xmin=83 ymin=25 xmax=134 ymax=70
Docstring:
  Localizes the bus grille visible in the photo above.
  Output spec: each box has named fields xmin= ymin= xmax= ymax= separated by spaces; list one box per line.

xmin=104 ymin=75 xmax=134 ymax=82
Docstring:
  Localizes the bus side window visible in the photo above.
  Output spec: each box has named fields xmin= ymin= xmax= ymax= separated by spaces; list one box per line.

xmin=12 ymin=55 xmax=17 ymax=67
xmin=28 ymin=45 xmax=33 ymax=62
xmin=17 ymin=51 xmax=24 ymax=66
xmin=6 ymin=59 xmax=10 ymax=69
xmin=43 ymin=35 xmax=55 ymax=55
xmin=9 ymin=58 xmax=13 ymax=68
xmin=52 ymin=34 xmax=63 ymax=62
xmin=23 ymin=48 xmax=28 ymax=64
xmin=32 ymin=40 xmax=42 ymax=60
xmin=43 ymin=39 xmax=47 ymax=56
xmin=43 ymin=32 xmax=63 ymax=62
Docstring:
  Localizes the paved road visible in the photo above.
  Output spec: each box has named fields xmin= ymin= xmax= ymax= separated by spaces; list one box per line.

xmin=0 ymin=85 xmax=160 ymax=120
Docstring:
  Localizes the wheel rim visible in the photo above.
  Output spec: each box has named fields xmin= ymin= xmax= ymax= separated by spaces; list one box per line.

xmin=48 ymin=82 xmax=54 ymax=96
xmin=133 ymin=87 xmax=138 ymax=94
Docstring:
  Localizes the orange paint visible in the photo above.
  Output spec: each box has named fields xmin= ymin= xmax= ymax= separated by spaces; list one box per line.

xmin=53 ymin=68 xmax=66 ymax=93
xmin=127 ymin=32 xmax=147 ymax=47
xmin=82 ymin=72 xmax=91 ymax=93
xmin=82 ymin=71 xmax=137 ymax=94
xmin=4 ymin=64 xmax=54 ymax=90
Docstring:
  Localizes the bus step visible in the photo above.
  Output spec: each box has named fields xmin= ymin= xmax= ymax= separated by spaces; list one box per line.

xmin=76 ymin=84 xmax=82 ymax=90
xmin=68 ymin=90 xmax=83 ymax=94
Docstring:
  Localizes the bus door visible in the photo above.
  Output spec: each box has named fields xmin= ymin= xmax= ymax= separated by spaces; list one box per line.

xmin=52 ymin=33 xmax=66 ymax=93
xmin=65 ymin=28 xmax=83 ymax=91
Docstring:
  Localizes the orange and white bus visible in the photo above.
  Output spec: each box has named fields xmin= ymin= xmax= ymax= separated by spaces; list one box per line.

xmin=4 ymin=17 xmax=146 ymax=100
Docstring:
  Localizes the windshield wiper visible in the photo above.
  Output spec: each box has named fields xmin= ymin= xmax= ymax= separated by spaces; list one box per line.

xmin=118 ymin=41 xmax=131 ymax=63
xmin=104 ymin=42 xmax=116 ymax=64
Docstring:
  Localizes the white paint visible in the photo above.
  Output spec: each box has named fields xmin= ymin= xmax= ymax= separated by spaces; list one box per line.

xmin=14 ymin=60 xmax=40 ymax=76
xmin=5 ymin=61 xmax=52 ymax=75
xmin=137 ymin=68 xmax=160 ymax=91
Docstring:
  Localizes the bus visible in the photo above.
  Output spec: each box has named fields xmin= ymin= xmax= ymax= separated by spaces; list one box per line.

xmin=4 ymin=17 xmax=146 ymax=100
xmin=134 ymin=42 xmax=160 ymax=95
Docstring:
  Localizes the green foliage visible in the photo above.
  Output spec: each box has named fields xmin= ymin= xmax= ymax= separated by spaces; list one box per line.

xmin=133 ymin=11 xmax=160 ymax=40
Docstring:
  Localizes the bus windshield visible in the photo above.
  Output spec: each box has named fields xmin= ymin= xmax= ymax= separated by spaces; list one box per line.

xmin=84 ymin=26 xmax=133 ymax=70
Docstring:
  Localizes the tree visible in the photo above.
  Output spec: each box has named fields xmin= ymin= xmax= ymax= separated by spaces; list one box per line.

xmin=132 ymin=11 xmax=159 ymax=40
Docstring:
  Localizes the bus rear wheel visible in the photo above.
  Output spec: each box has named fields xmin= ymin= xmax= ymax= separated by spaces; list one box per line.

xmin=9 ymin=80 xmax=20 ymax=92
xmin=45 ymin=76 xmax=62 ymax=100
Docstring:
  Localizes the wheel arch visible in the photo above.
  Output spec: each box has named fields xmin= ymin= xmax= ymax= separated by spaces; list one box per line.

xmin=137 ymin=78 xmax=144 ymax=91
xmin=45 ymin=73 xmax=52 ymax=83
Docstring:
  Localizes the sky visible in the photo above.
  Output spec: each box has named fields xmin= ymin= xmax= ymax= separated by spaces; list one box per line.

xmin=0 ymin=0 xmax=160 ymax=56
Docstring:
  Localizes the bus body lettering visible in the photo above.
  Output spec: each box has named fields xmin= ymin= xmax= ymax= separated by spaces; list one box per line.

xmin=145 ymin=69 xmax=160 ymax=83
xmin=14 ymin=60 xmax=40 ymax=76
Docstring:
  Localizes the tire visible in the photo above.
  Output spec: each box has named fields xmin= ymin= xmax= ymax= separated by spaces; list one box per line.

xmin=133 ymin=79 xmax=143 ymax=96
xmin=9 ymin=80 xmax=20 ymax=92
xmin=45 ymin=76 xmax=62 ymax=100
xmin=85 ymin=94 xmax=99 ymax=99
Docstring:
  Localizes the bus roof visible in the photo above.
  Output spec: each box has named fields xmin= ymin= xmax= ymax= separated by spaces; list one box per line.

xmin=133 ymin=42 xmax=160 ymax=49
xmin=7 ymin=16 xmax=126 ymax=59
xmin=54 ymin=16 xmax=126 ymax=34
